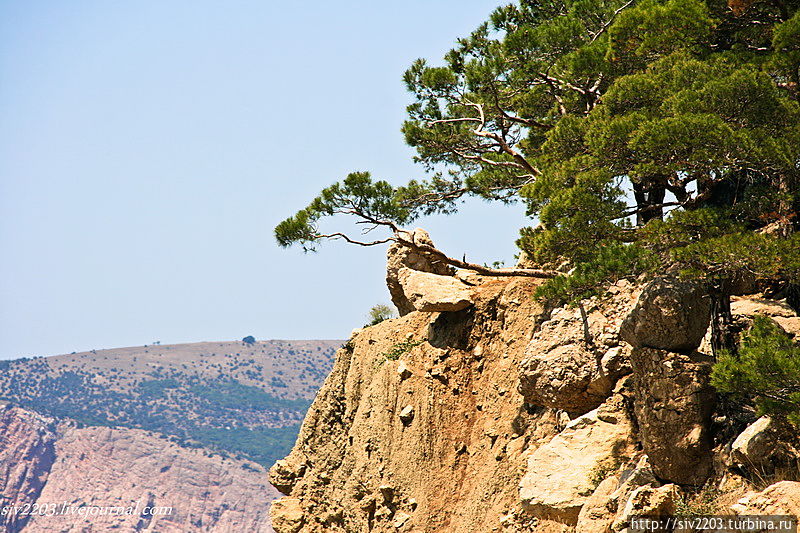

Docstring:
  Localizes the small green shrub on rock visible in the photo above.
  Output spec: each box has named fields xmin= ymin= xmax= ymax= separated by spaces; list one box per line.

xmin=366 ymin=304 xmax=397 ymax=327
xmin=711 ymin=316 xmax=800 ymax=425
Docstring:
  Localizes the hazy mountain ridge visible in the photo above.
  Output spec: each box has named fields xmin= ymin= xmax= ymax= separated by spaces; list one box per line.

xmin=0 ymin=340 xmax=342 ymax=467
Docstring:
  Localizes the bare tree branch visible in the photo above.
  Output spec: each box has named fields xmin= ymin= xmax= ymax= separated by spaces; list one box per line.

xmin=466 ymin=101 xmax=541 ymax=176
xmin=315 ymin=233 xmax=395 ymax=247
xmin=427 ymin=117 xmax=483 ymax=125
xmin=317 ymin=206 xmax=558 ymax=278
xmin=589 ymin=0 xmax=635 ymax=43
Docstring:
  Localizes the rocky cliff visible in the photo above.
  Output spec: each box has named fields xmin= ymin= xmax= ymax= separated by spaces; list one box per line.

xmin=269 ymin=230 xmax=800 ymax=532
xmin=0 ymin=404 xmax=278 ymax=532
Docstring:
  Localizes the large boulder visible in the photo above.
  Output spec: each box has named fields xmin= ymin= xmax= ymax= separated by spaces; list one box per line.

xmin=612 ymin=484 xmax=680 ymax=531
xmin=520 ymin=394 xmax=635 ymax=523
xmin=386 ymin=229 xmax=453 ymax=316
xmin=519 ymin=343 xmax=614 ymax=415
xmin=269 ymin=458 xmax=306 ymax=495
xmin=575 ymin=476 xmax=619 ymax=533
xmin=519 ymin=307 xmax=630 ymax=414
xmin=397 ymin=268 xmax=473 ymax=313
xmin=630 ymin=348 xmax=715 ymax=485
xmin=730 ymin=416 xmax=799 ymax=473
xmin=620 ymin=278 xmax=711 ymax=352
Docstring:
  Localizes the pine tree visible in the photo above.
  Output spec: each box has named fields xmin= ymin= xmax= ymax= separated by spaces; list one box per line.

xmin=712 ymin=316 xmax=800 ymax=425
xmin=275 ymin=0 xmax=800 ymax=349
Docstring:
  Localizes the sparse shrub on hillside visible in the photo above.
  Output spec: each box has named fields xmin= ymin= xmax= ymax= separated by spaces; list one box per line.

xmin=189 ymin=380 xmax=310 ymax=411
xmin=675 ymin=484 xmax=721 ymax=517
xmin=0 ymin=343 xmax=339 ymax=467
xmin=378 ymin=339 xmax=424 ymax=365
xmin=189 ymin=425 xmax=300 ymax=467
xmin=138 ymin=379 xmax=180 ymax=398
xmin=270 ymin=376 xmax=288 ymax=388
xmin=365 ymin=304 xmax=397 ymax=327
xmin=711 ymin=316 xmax=800 ymax=425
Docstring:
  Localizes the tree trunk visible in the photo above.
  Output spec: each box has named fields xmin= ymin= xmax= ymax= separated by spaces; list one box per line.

xmin=709 ymin=282 xmax=736 ymax=357
xmin=633 ymin=181 xmax=666 ymax=226
xmin=787 ymin=284 xmax=800 ymax=314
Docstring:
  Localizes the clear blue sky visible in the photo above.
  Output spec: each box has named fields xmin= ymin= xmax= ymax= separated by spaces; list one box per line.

xmin=0 ymin=1 xmax=532 ymax=359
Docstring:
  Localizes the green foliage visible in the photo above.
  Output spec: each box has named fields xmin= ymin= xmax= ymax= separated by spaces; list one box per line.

xmin=712 ymin=316 xmax=800 ymax=425
xmin=137 ymin=378 xmax=180 ymax=398
xmin=366 ymin=304 xmax=397 ymax=327
xmin=276 ymin=0 xmax=800 ymax=306
xmin=381 ymin=339 xmax=424 ymax=362
xmin=637 ymin=209 xmax=800 ymax=283
xmin=242 ymin=335 xmax=256 ymax=345
xmin=771 ymin=11 xmax=800 ymax=83
xmin=607 ymin=0 xmax=713 ymax=69
xmin=675 ymin=484 xmax=721 ymax=517
xmin=186 ymin=425 xmax=301 ymax=468
xmin=274 ymin=172 xmax=413 ymax=251
xmin=189 ymin=380 xmax=311 ymax=412
xmin=535 ymin=242 xmax=656 ymax=303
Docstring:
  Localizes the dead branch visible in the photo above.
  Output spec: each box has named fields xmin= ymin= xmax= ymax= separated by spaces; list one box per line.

xmin=396 ymin=234 xmax=557 ymax=278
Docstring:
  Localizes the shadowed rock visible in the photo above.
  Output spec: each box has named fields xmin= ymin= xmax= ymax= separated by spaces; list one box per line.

xmin=630 ymin=348 xmax=715 ymax=485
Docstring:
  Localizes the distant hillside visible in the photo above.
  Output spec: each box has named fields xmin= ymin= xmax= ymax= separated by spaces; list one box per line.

xmin=0 ymin=340 xmax=341 ymax=467
xmin=1 ymin=405 xmax=278 ymax=533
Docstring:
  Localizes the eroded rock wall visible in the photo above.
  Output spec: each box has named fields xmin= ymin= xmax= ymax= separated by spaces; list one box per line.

xmin=271 ymin=278 xmax=562 ymax=532
xmin=271 ymin=256 xmax=800 ymax=532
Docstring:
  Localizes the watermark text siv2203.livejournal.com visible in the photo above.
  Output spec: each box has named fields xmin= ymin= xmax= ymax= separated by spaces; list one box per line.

xmin=2 ymin=501 xmax=173 ymax=519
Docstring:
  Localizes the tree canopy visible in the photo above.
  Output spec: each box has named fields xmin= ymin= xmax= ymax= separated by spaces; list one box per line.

xmin=276 ymin=0 xmax=800 ymax=318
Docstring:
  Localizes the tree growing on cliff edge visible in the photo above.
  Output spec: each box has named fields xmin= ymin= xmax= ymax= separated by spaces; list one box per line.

xmin=276 ymin=0 xmax=800 ymax=350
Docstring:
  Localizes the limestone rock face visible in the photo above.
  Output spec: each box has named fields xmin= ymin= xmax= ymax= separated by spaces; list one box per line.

xmin=270 ymin=277 xmax=559 ymax=533
xmin=269 ymin=270 xmax=800 ymax=532
xmin=519 ymin=394 xmax=635 ymax=523
xmin=613 ymin=484 xmax=680 ymax=531
xmin=270 ymin=497 xmax=305 ymax=533
xmin=270 ymin=458 xmax=307 ymax=495
xmin=731 ymin=295 xmax=800 ymax=337
xmin=575 ymin=454 xmax=677 ymax=533
xmin=519 ymin=344 xmax=612 ymax=415
xmin=620 ymin=277 xmax=711 ymax=352
xmin=730 ymin=416 xmax=799 ymax=472
xmin=730 ymin=481 xmax=800 ymax=516
xmin=731 ymin=417 xmax=776 ymax=467
xmin=386 ymin=228 xmax=453 ymax=315
xmin=518 ymin=307 xmax=612 ymax=414
xmin=0 ymin=405 xmax=276 ymax=533
xmin=519 ymin=285 xmax=638 ymax=414
xmin=731 ymin=296 xmax=797 ymax=318
xmin=629 ymin=348 xmax=715 ymax=485
xmin=397 ymin=268 xmax=473 ymax=313
xmin=576 ymin=475 xmax=619 ymax=533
